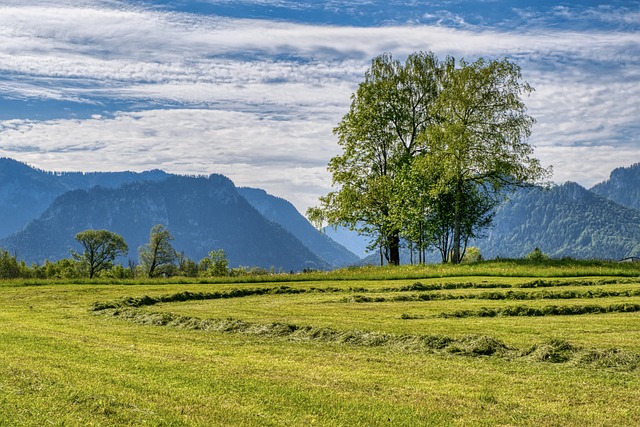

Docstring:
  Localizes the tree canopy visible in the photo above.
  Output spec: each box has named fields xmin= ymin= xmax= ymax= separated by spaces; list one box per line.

xmin=72 ymin=229 xmax=128 ymax=278
xmin=138 ymin=224 xmax=177 ymax=278
xmin=309 ymin=51 xmax=551 ymax=265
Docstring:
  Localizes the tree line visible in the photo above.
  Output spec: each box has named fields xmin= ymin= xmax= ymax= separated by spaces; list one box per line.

xmin=0 ymin=224 xmax=253 ymax=280
xmin=308 ymin=51 xmax=551 ymax=265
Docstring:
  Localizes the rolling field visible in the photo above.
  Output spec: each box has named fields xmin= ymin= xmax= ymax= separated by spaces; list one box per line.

xmin=2 ymin=262 xmax=640 ymax=426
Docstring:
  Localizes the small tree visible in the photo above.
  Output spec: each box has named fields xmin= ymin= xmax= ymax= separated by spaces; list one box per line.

xmin=199 ymin=249 xmax=229 ymax=277
xmin=138 ymin=224 xmax=177 ymax=278
xmin=0 ymin=250 xmax=22 ymax=279
xmin=177 ymin=251 xmax=199 ymax=277
xmin=72 ymin=229 xmax=128 ymax=279
xmin=527 ymin=247 xmax=549 ymax=262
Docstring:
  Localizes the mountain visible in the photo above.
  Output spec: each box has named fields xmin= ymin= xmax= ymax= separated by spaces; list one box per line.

xmin=322 ymin=225 xmax=371 ymax=259
xmin=1 ymin=175 xmax=329 ymax=271
xmin=478 ymin=182 xmax=640 ymax=260
xmin=237 ymin=187 xmax=360 ymax=267
xmin=0 ymin=157 xmax=168 ymax=238
xmin=338 ymin=180 xmax=640 ymax=264
xmin=590 ymin=163 xmax=640 ymax=211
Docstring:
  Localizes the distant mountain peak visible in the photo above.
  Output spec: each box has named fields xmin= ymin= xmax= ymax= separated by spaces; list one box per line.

xmin=1 ymin=174 xmax=330 ymax=271
xmin=591 ymin=163 xmax=640 ymax=211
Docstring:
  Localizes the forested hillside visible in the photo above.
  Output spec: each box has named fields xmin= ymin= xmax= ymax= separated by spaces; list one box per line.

xmin=479 ymin=182 xmax=640 ymax=260
xmin=590 ymin=163 xmax=640 ymax=211
xmin=0 ymin=157 xmax=168 ymax=238
xmin=238 ymin=188 xmax=360 ymax=267
xmin=1 ymin=175 xmax=329 ymax=271
xmin=2 ymin=158 xmax=640 ymax=268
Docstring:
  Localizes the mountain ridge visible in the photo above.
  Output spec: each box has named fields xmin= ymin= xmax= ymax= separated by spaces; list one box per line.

xmin=0 ymin=157 xmax=169 ymax=238
xmin=590 ymin=163 xmax=640 ymax=211
xmin=1 ymin=174 xmax=331 ymax=271
xmin=479 ymin=181 xmax=640 ymax=260
xmin=2 ymin=158 xmax=640 ymax=267
xmin=237 ymin=187 xmax=360 ymax=267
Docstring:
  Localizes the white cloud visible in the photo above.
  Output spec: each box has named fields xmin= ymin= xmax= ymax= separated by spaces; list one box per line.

xmin=0 ymin=1 xmax=637 ymax=213
xmin=0 ymin=109 xmax=341 ymax=212
xmin=535 ymin=145 xmax=640 ymax=189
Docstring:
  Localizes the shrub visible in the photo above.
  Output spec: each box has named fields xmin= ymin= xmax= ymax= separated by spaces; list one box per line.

xmin=199 ymin=249 xmax=229 ymax=277
xmin=461 ymin=247 xmax=483 ymax=264
xmin=527 ymin=247 xmax=549 ymax=262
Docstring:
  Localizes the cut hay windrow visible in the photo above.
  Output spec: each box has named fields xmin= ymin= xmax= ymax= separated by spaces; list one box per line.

xmin=95 ymin=306 xmax=640 ymax=370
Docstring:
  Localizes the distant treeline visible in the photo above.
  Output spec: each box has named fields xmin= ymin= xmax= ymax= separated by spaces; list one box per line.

xmin=0 ymin=248 xmax=278 ymax=280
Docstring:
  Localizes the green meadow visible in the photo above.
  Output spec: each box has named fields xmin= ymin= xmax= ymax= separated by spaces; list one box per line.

xmin=2 ymin=260 xmax=640 ymax=426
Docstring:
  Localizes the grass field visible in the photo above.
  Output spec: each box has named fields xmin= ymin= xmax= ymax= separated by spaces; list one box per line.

xmin=2 ymin=260 xmax=640 ymax=426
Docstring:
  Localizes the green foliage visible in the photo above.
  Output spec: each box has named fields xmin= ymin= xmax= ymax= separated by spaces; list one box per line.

xmin=199 ymin=249 xmax=229 ymax=277
xmin=311 ymin=51 xmax=550 ymax=266
xmin=100 ymin=264 xmax=134 ymax=279
xmin=527 ymin=247 xmax=549 ymax=262
xmin=461 ymin=246 xmax=483 ymax=264
xmin=177 ymin=251 xmax=199 ymax=277
xmin=309 ymin=52 xmax=442 ymax=265
xmin=42 ymin=258 xmax=82 ymax=279
xmin=229 ymin=265 xmax=272 ymax=276
xmin=71 ymin=229 xmax=128 ymax=279
xmin=138 ymin=224 xmax=177 ymax=278
xmin=0 ymin=250 xmax=26 ymax=279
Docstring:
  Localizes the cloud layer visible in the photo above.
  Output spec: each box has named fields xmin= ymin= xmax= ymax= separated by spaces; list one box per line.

xmin=0 ymin=0 xmax=638 ymax=212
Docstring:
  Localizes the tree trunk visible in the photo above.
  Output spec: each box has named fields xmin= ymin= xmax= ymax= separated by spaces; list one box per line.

xmin=389 ymin=233 xmax=401 ymax=265
xmin=451 ymin=181 xmax=463 ymax=264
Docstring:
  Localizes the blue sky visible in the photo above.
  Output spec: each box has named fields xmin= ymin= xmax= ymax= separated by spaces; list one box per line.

xmin=0 ymin=0 xmax=638 ymax=212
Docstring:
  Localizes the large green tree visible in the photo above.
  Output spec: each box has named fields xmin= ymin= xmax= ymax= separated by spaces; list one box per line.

xmin=424 ymin=56 xmax=550 ymax=263
xmin=308 ymin=51 xmax=441 ymax=265
xmin=311 ymin=52 xmax=550 ymax=265
xmin=72 ymin=229 xmax=128 ymax=278
xmin=138 ymin=224 xmax=177 ymax=278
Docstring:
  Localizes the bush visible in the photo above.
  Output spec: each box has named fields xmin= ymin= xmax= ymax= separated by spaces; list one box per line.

xmin=527 ymin=247 xmax=549 ymax=262
xmin=0 ymin=250 xmax=24 ymax=279
xmin=461 ymin=247 xmax=483 ymax=264
xmin=199 ymin=249 xmax=229 ymax=277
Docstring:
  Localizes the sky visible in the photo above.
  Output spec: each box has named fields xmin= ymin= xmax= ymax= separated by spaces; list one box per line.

xmin=0 ymin=0 xmax=638 ymax=214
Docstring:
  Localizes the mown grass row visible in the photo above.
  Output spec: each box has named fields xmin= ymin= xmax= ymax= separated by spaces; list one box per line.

xmin=346 ymin=287 xmax=640 ymax=303
xmin=90 ymin=278 xmax=640 ymax=312
xmin=385 ymin=278 xmax=635 ymax=292
xmin=95 ymin=306 xmax=640 ymax=371
xmin=89 ymin=286 xmax=346 ymax=311
xmin=437 ymin=303 xmax=640 ymax=318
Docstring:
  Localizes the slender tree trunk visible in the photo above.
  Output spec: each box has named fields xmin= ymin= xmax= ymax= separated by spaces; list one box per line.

xmin=409 ymin=241 xmax=413 ymax=265
xmin=389 ymin=233 xmax=400 ymax=265
xmin=451 ymin=181 xmax=463 ymax=264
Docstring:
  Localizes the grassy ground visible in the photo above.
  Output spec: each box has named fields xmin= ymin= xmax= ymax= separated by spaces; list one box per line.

xmin=2 ymin=261 xmax=640 ymax=426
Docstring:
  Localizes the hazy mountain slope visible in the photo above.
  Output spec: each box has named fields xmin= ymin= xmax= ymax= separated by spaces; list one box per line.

xmin=342 ymin=182 xmax=640 ymax=264
xmin=1 ymin=175 xmax=329 ymax=271
xmin=479 ymin=182 xmax=640 ymax=260
xmin=590 ymin=163 xmax=640 ymax=211
xmin=0 ymin=158 xmax=67 ymax=239
xmin=0 ymin=157 xmax=169 ymax=238
xmin=321 ymin=225 xmax=371 ymax=259
xmin=238 ymin=187 xmax=361 ymax=267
